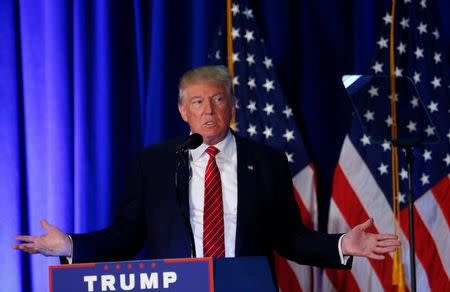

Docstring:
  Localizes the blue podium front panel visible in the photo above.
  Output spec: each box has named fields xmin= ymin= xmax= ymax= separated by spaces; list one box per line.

xmin=213 ymin=257 xmax=277 ymax=292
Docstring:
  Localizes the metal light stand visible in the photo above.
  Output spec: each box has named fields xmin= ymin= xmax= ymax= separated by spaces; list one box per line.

xmin=394 ymin=141 xmax=417 ymax=292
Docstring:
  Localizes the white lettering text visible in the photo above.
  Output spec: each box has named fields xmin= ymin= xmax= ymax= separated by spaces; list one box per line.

xmin=140 ymin=272 xmax=158 ymax=289
xmin=101 ymin=275 xmax=116 ymax=291
xmin=163 ymin=272 xmax=177 ymax=288
xmin=84 ymin=275 xmax=98 ymax=292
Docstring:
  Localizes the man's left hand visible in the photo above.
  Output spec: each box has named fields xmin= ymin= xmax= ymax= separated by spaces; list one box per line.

xmin=342 ymin=218 xmax=400 ymax=260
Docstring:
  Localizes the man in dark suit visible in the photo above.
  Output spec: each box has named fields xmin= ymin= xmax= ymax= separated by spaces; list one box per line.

xmin=14 ymin=65 xmax=399 ymax=269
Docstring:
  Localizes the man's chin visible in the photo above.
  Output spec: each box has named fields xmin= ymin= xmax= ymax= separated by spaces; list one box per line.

xmin=200 ymin=131 xmax=227 ymax=145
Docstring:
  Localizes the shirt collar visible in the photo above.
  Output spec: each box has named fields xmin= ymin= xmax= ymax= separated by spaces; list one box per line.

xmin=190 ymin=130 xmax=234 ymax=161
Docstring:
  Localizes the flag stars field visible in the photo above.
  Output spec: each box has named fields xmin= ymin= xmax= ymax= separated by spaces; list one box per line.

xmin=433 ymin=52 xmax=441 ymax=64
xmin=377 ymin=37 xmax=389 ymax=49
xmin=282 ymin=129 xmax=295 ymax=142
xmin=262 ymin=79 xmax=274 ymax=92
xmin=282 ymin=106 xmax=293 ymax=118
xmin=397 ymin=42 xmax=407 ymax=54
xmin=399 ymin=168 xmax=408 ymax=180
xmin=368 ymin=85 xmax=379 ymax=97
xmin=420 ymin=173 xmax=430 ymax=185
xmin=247 ymin=100 xmax=257 ymax=113
xmin=263 ymin=57 xmax=273 ymax=69
xmin=244 ymin=30 xmax=254 ymax=42
xmin=247 ymin=77 xmax=256 ymax=89
xmin=385 ymin=115 xmax=393 ymax=127
xmin=413 ymin=71 xmax=421 ymax=83
xmin=263 ymin=103 xmax=274 ymax=115
xmin=427 ymin=101 xmax=438 ymax=113
xmin=406 ymin=120 xmax=417 ymax=132
xmin=246 ymin=124 xmax=257 ymax=136
xmin=410 ymin=96 xmax=419 ymax=108
xmin=372 ymin=61 xmax=384 ymax=73
xmin=424 ymin=125 xmax=435 ymax=136
xmin=360 ymin=134 xmax=371 ymax=146
xmin=443 ymin=154 xmax=450 ymax=166
xmin=422 ymin=149 xmax=432 ymax=161
xmin=417 ymin=22 xmax=428 ymax=34
xmin=431 ymin=76 xmax=441 ymax=88
xmin=246 ymin=53 xmax=255 ymax=65
xmin=400 ymin=17 xmax=410 ymax=28
xmin=285 ymin=152 xmax=294 ymax=163
xmin=415 ymin=47 xmax=424 ymax=59
xmin=432 ymin=28 xmax=440 ymax=39
xmin=378 ymin=163 xmax=389 ymax=175
xmin=381 ymin=140 xmax=391 ymax=151
xmin=232 ymin=27 xmax=240 ymax=39
xmin=263 ymin=126 xmax=273 ymax=139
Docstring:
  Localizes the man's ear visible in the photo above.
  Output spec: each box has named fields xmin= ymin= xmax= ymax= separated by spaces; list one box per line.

xmin=178 ymin=103 xmax=188 ymax=122
xmin=229 ymin=98 xmax=237 ymax=119
xmin=231 ymin=102 xmax=236 ymax=117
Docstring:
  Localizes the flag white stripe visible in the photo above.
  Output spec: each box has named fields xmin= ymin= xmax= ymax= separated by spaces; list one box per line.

xmin=293 ymin=165 xmax=318 ymax=229
xmin=286 ymin=259 xmax=312 ymax=291
xmin=321 ymin=271 xmax=336 ymax=292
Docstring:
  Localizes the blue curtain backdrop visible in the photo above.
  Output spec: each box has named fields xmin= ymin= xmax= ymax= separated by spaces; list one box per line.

xmin=1 ymin=1 xmax=448 ymax=291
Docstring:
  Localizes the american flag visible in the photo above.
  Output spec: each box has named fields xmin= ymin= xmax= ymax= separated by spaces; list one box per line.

xmin=210 ymin=0 xmax=319 ymax=291
xmin=325 ymin=1 xmax=450 ymax=291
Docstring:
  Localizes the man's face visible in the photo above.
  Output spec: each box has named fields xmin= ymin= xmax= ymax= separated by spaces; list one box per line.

xmin=178 ymin=82 xmax=235 ymax=145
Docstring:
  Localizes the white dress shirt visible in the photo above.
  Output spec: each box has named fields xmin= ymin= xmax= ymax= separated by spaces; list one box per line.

xmin=189 ymin=131 xmax=237 ymax=257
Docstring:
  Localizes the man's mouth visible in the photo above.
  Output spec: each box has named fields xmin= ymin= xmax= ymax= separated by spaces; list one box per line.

xmin=204 ymin=121 xmax=217 ymax=127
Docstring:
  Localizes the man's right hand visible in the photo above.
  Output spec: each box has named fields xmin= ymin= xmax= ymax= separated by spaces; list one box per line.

xmin=13 ymin=219 xmax=72 ymax=257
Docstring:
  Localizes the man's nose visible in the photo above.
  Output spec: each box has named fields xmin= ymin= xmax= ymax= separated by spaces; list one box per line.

xmin=203 ymin=99 xmax=214 ymax=114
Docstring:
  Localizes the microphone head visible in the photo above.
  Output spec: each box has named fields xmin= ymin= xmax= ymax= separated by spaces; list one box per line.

xmin=177 ymin=133 xmax=203 ymax=152
xmin=186 ymin=133 xmax=203 ymax=149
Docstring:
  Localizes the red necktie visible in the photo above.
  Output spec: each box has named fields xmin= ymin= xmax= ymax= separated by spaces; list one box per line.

xmin=203 ymin=146 xmax=225 ymax=258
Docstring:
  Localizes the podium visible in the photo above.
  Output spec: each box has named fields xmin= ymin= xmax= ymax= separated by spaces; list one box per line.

xmin=49 ymin=256 xmax=276 ymax=292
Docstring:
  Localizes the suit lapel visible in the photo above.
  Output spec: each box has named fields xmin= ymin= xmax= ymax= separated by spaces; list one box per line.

xmin=234 ymin=135 xmax=257 ymax=256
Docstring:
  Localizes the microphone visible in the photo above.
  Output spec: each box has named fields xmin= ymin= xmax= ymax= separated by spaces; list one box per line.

xmin=176 ymin=133 xmax=203 ymax=153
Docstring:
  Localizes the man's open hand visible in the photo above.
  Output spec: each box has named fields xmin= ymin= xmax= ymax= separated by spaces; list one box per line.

xmin=342 ymin=218 xmax=400 ymax=260
xmin=13 ymin=219 xmax=72 ymax=257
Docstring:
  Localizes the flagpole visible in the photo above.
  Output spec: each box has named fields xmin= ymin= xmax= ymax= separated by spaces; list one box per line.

xmin=226 ymin=0 xmax=234 ymax=79
xmin=226 ymin=0 xmax=237 ymax=129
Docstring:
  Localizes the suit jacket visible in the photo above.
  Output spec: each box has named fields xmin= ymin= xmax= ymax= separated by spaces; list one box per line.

xmin=70 ymin=134 xmax=351 ymax=269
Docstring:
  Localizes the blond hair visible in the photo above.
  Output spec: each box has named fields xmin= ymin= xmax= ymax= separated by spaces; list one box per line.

xmin=178 ymin=65 xmax=234 ymax=104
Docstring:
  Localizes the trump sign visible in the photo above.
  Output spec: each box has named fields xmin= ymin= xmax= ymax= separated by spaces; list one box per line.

xmin=49 ymin=258 xmax=213 ymax=292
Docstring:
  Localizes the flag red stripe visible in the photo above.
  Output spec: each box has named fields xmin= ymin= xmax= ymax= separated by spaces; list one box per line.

xmin=325 ymin=268 xmax=360 ymax=292
xmin=430 ymin=176 xmax=450 ymax=226
xmin=332 ymin=165 xmax=395 ymax=291
xmin=400 ymin=206 xmax=450 ymax=290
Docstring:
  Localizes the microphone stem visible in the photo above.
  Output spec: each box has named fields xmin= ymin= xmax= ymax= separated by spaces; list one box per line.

xmin=175 ymin=151 xmax=197 ymax=258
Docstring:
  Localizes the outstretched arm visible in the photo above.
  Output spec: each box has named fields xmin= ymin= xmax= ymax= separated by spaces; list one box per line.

xmin=13 ymin=219 xmax=72 ymax=257
xmin=342 ymin=218 xmax=400 ymax=260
